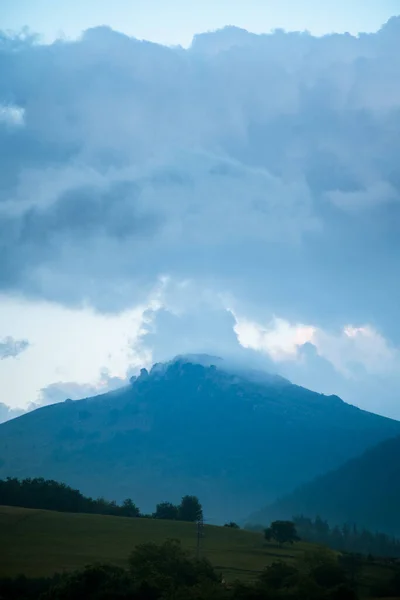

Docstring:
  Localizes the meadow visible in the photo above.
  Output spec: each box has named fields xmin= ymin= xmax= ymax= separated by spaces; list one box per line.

xmin=0 ymin=505 xmax=397 ymax=598
xmin=0 ymin=505 xmax=309 ymax=583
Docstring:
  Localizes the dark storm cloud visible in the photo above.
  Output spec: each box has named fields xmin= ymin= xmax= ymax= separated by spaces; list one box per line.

xmin=0 ymin=19 xmax=400 ymax=338
xmin=0 ymin=178 xmax=160 ymax=291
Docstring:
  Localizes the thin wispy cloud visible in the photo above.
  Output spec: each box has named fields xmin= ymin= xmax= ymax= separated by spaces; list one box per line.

xmin=0 ymin=336 xmax=30 ymax=360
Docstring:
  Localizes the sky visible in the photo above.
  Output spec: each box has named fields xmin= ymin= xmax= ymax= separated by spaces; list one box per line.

xmin=1 ymin=1 xmax=400 ymax=421
xmin=2 ymin=0 xmax=400 ymax=45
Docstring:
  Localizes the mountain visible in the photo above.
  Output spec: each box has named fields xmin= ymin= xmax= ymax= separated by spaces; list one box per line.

xmin=1 ymin=356 xmax=399 ymax=522
xmin=249 ymin=431 xmax=400 ymax=535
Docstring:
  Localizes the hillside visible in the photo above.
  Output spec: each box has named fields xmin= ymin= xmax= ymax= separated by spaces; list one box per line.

xmin=1 ymin=356 xmax=400 ymax=521
xmin=0 ymin=505 xmax=309 ymax=582
xmin=250 ymin=433 xmax=400 ymax=535
xmin=1 ymin=505 xmax=399 ymax=598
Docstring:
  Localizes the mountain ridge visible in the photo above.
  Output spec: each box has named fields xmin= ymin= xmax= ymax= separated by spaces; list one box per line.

xmin=1 ymin=356 xmax=399 ymax=522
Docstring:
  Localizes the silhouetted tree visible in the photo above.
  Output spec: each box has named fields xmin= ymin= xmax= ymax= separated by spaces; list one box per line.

xmin=153 ymin=502 xmax=179 ymax=520
xmin=120 ymin=498 xmax=140 ymax=518
xmin=264 ymin=520 xmax=300 ymax=546
xmin=0 ymin=478 xmax=144 ymax=520
xmin=178 ymin=495 xmax=203 ymax=522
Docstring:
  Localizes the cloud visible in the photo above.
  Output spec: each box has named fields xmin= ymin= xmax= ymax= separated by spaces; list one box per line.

xmin=0 ymin=336 xmax=30 ymax=359
xmin=312 ymin=324 xmax=400 ymax=377
xmin=0 ymin=367 xmax=132 ymax=423
xmin=231 ymin=311 xmax=400 ymax=418
xmin=233 ymin=315 xmax=316 ymax=361
xmin=0 ymin=293 xmax=153 ymax=412
xmin=0 ymin=104 xmax=25 ymax=127
xmin=30 ymin=368 xmax=129 ymax=409
xmin=0 ymin=147 xmax=318 ymax=311
xmin=279 ymin=340 xmax=400 ymax=420
xmin=0 ymin=23 xmax=399 ymax=321
xmin=233 ymin=313 xmax=400 ymax=378
xmin=1 ymin=19 xmax=400 ymax=413
xmin=0 ymin=402 xmax=25 ymax=424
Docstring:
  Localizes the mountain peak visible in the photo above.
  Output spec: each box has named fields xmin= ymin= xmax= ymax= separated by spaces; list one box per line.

xmin=1 ymin=358 xmax=399 ymax=521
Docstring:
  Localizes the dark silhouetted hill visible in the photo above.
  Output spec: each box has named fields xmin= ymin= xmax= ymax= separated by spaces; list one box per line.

xmin=251 ymin=432 xmax=400 ymax=535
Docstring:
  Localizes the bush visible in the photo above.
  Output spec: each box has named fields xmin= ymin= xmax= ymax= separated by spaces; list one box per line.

xmin=224 ymin=522 xmax=240 ymax=529
xmin=129 ymin=539 xmax=220 ymax=595
xmin=40 ymin=565 xmax=132 ymax=600
xmin=0 ymin=575 xmax=58 ymax=600
xmin=258 ymin=561 xmax=299 ymax=590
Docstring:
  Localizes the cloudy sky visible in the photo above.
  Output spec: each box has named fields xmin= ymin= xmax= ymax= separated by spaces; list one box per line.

xmin=1 ymin=1 xmax=400 ymax=422
xmin=2 ymin=0 xmax=399 ymax=45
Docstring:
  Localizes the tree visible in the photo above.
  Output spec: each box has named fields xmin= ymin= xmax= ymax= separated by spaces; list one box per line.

xmin=293 ymin=515 xmax=400 ymax=558
xmin=224 ymin=522 xmax=240 ymax=529
xmin=264 ymin=521 xmax=300 ymax=546
xmin=153 ymin=502 xmax=179 ymax=520
xmin=314 ymin=515 xmax=330 ymax=538
xmin=178 ymin=495 xmax=203 ymax=522
xmin=120 ymin=498 xmax=140 ymax=518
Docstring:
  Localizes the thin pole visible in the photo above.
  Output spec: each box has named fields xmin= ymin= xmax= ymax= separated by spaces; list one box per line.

xmin=196 ymin=517 xmax=204 ymax=559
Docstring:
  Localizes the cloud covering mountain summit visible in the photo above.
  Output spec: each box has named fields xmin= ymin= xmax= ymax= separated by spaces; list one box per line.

xmin=1 ymin=18 xmax=400 ymax=415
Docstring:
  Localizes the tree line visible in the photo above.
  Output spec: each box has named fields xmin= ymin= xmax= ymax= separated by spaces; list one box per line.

xmin=293 ymin=515 xmax=400 ymax=559
xmin=247 ymin=515 xmax=400 ymax=559
xmin=0 ymin=538 xmax=368 ymax=600
xmin=0 ymin=477 xmax=203 ymax=522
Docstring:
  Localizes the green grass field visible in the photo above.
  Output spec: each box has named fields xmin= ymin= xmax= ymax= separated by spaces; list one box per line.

xmin=0 ymin=505 xmax=312 ymax=582
xmin=0 ymin=505 xmax=397 ymax=597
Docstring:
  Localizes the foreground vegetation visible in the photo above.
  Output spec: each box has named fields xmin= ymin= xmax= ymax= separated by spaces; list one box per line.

xmin=0 ymin=538 xmax=359 ymax=600
xmin=1 ymin=506 xmax=400 ymax=598
xmin=2 ymin=537 xmax=400 ymax=600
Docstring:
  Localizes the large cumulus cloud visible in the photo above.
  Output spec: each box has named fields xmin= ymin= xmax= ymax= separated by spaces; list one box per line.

xmin=233 ymin=313 xmax=400 ymax=419
xmin=1 ymin=19 xmax=400 ymax=416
